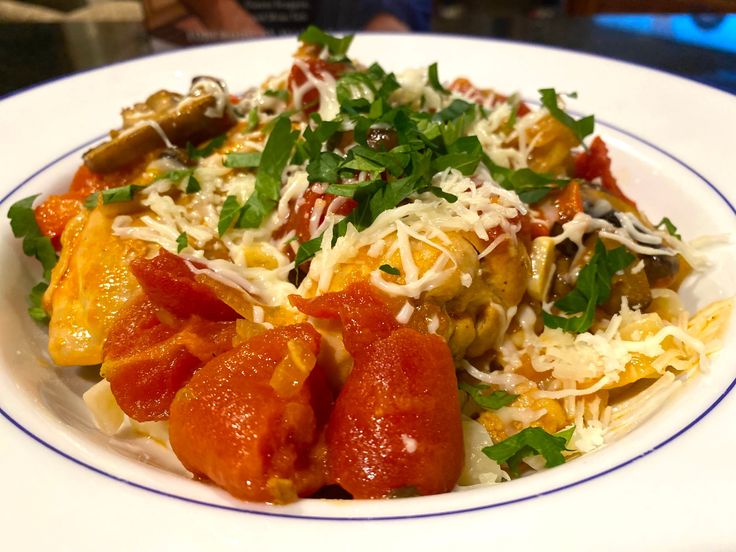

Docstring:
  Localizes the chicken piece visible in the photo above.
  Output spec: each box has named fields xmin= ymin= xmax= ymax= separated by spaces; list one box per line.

xmin=44 ymin=209 xmax=150 ymax=366
xmin=320 ymin=231 xmax=477 ymax=299
xmin=318 ymin=229 xmax=529 ymax=359
xmin=446 ymin=236 xmax=530 ymax=358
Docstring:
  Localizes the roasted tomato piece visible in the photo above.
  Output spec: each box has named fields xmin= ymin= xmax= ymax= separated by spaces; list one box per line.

xmin=34 ymin=193 xmax=86 ymax=249
xmin=292 ymin=282 xmax=463 ymax=498
xmin=449 ymin=77 xmax=531 ymax=116
xmin=553 ymin=179 xmax=584 ymax=224
xmin=35 ymin=163 xmax=146 ymax=248
xmin=575 ymin=136 xmax=636 ymax=206
xmin=288 ymin=58 xmax=349 ymax=114
xmin=130 ymin=249 xmax=239 ymax=321
xmin=102 ymin=295 xmax=236 ymax=421
xmin=277 ymin=188 xmax=356 ymax=245
xmin=290 ymin=281 xmax=399 ymax=357
xmin=169 ymin=323 xmax=331 ymax=503
xmin=328 ymin=328 xmax=463 ymax=498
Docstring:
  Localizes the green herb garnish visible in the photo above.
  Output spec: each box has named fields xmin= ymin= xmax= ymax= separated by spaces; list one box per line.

xmin=298 ymin=25 xmax=354 ymax=59
xmin=217 ymin=195 xmax=241 ymax=236
xmin=482 ymin=426 xmax=575 ymax=476
xmin=158 ymin=169 xmax=192 ymax=182
xmin=185 ymin=174 xmax=201 ymax=193
xmin=504 ymin=94 xmax=520 ymax=132
xmin=187 ymin=134 xmax=226 ymax=159
xmin=263 ymin=89 xmax=289 ymax=101
xmin=27 ymin=280 xmax=49 ymax=322
xmin=85 ymin=184 xmax=146 ymax=210
xmin=655 ymin=216 xmax=681 ymax=240
xmin=223 ymin=151 xmax=262 ymax=169
xmin=7 ymin=195 xmax=58 ymax=280
xmin=483 ymin=153 xmax=569 ymax=204
xmin=379 ymin=264 xmax=400 ymax=276
xmin=217 ymin=117 xmax=299 ymax=234
xmin=542 ymin=240 xmax=635 ymax=333
xmin=427 ymin=62 xmax=449 ymax=94
xmin=176 ymin=232 xmax=188 ymax=252
xmin=307 ymin=151 xmax=343 ymax=184
xmin=245 ymin=108 xmax=260 ymax=132
xmin=7 ymin=194 xmax=58 ymax=322
xmin=459 ymin=382 xmax=518 ymax=410
xmin=539 ymin=88 xmax=594 ymax=144
xmin=431 ymin=135 xmax=482 ymax=176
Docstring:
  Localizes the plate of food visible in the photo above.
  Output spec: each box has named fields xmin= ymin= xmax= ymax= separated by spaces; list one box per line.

xmin=1 ymin=29 xmax=735 ymax=549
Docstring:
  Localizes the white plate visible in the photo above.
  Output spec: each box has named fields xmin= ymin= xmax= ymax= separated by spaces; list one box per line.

xmin=1 ymin=34 xmax=735 ymax=550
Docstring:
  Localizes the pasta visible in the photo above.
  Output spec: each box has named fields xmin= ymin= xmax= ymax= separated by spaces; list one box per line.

xmin=8 ymin=26 xmax=731 ymax=503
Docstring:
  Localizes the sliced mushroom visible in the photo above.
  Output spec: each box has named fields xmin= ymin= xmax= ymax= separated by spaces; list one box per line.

xmin=84 ymin=87 xmax=236 ymax=174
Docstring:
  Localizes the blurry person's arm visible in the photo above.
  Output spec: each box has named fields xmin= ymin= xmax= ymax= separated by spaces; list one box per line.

xmin=179 ymin=0 xmax=266 ymax=35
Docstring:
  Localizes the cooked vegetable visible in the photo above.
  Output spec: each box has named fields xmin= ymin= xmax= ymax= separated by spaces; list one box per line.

xmin=84 ymin=92 xmax=235 ymax=173
xmin=482 ymin=426 xmax=575 ymax=476
xmin=527 ymin=236 xmax=556 ymax=302
xmin=292 ymin=283 xmax=463 ymax=498
xmin=459 ymin=381 xmax=517 ymax=410
xmin=543 ymin=240 xmax=635 ymax=332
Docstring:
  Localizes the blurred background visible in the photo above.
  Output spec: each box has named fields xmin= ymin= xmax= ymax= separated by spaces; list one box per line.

xmin=1 ymin=0 xmax=734 ymax=95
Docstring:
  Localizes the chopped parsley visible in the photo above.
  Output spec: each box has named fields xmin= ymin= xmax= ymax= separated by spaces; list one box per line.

xmin=379 ymin=264 xmax=400 ymax=276
xmin=503 ymin=94 xmax=520 ymax=132
xmin=245 ymin=107 xmax=260 ymax=132
xmin=152 ymin=170 xmax=200 ymax=193
xmin=483 ymin=153 xmax=569 ymax=204
xmin=176 ymin=232 xmax=188 ymax=253
xmin=186 ymin=134 xmax=226 ymax=159
xmin=263 ymin=89 xmax=289 ymax=102
xmin=185 ymin=174 xmax=201 ymax=193
xmin=8 ymin=194 xmax=58 ymax=280
xmin=539 ymin=88 xmax=594 ymax=144
xmin=543 ymin=240 xmax=635 ymax=333
xmin=223 ymin=151 xmax=262 ymax=169
xmin=427 ymin=62 xmax=449 ymax=94
xmin=655 ymin=216 xmax=681 ymax=240
xmin=432 ymin=135 xmax=482 ymax=176
xmin=482 ymin=425 xmax=575 ymax=476
xmin=217 ymin=116 xmax=299 ymax=235
xmin=298 ymin=25 xmax=354 ymax=60
xmin=28 ymin=280 xmax=49 ymax=322
xmin=459 ymin=382 xmax=518 ymax=410
xmin=217 ymin=195 xmax=241 ymax=236
xmin=7 ymin=194 xmax=59 ymax=322
xmin=157 ymin=169 xmax=192 ymax=182
xmin=84 ymin=184 xmax=146 ymax=210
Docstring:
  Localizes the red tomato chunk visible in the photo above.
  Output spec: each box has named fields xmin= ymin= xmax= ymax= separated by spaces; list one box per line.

xmin=168 ymin=324 xmax=331 ymax=503
xmin=291 ymin=282 xmax=463 ymax=498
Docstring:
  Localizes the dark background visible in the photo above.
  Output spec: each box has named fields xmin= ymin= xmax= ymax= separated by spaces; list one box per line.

xmin=1 ymin=1 xmax=734 ymax=97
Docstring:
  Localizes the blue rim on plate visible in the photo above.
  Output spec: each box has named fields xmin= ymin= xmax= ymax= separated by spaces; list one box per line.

xmin=1 ymin=107 xmax=734 ymax=520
